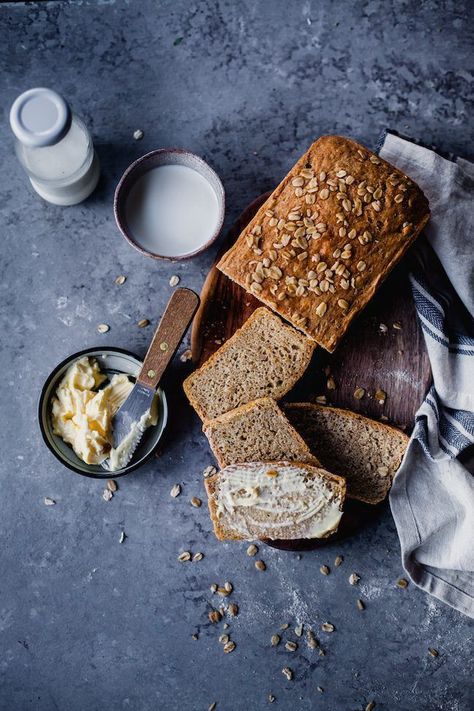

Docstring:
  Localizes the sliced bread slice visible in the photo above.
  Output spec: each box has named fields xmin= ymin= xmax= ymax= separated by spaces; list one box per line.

xmin=203 ymin=397 xmax=319 ymax=469
xmin=285 ymin=403 xmax=409 ymax=504
xmin=205 ymin=461 xmax=346 ymax=541
xmin=183 ymin=307 xmax=315 ymax=421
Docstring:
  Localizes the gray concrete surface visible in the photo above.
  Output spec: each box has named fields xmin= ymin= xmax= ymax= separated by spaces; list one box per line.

xmin=0 ymin=1 xmax=473 ymax=709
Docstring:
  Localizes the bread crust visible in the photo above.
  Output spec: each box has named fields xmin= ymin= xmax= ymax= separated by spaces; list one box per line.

xmin=183 ymin=307 xmax=315 ymax=421
xmin=285 ymin=402 xmax=409 ymax=504
xmin=205 ymin=461 xmax=346 ymax=541
xmin=217 ymin=135 xmax=430 ymax=352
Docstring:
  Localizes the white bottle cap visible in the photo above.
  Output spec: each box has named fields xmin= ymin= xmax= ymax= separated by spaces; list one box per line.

xmin=10 ymin=88 xmax=71 ymax=147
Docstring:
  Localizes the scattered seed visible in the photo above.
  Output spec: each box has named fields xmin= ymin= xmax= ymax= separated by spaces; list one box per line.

xmin=137 ymin=319 xmax=150 ymax=328
xmin=320 ymin=565 xmax=330 ymax=576
xmin=365 ymin=703 xmax=376 ymax=711
xmin=247 ymin=544 xmax=258 ymax=557
xmin=191 ymin=497 xmax=202 ymax=508
xmin=354 ymin=387 xmax=366 ymax=400
xmin=396 ymin=578 xmax=409 ymax=588
xmin=219 ymin=634 xmax=229 ymax=644
xmin=107 ymin=479 xmax=117 ymax=492
xmin=282 ymin=667 xmax=293 ymax=681
xmin=97 ymin=324 xmax=110 ymax=333
xmin=334 ymin=555 xmax=343 ymax=567
xmin=315 ymin=394 xmax=327 ymax=404
xmin=317 ymin=686 xmax=324 ymax=693
xmin=217 ymin=587 xmax=230 ymax=597
xmin=379 ymin=323 xmax=388 ymax=333
xmin=327 ymin=376 xmax=336 ymax=390
xmin=255 ymin=560 xmax=266 ymax=571
xmin=178 ymin=551 xmax=191 ymax=562
xmin=180 ymin=349 xmax=192 ymax=362
xmin=169 ymin=275 xmax=180 ymax=287
xmin=191 ymin=633 xmax=198 ymax=640
xmin=268 ymin=694 xmax=276 ymax=703
xmin=44 ymin=497 xmax=56 ymax=506
xmin=115 ymin=275 xmax=126 ymax=285
xmin=375 ymin=389 xmax=387 ymax=404
xmin=393 ymin=321 xmax=402 ymax=330
xmin=102 ymin=489 xmax=113 ymax=502
xmin=280 ymin=623 xmax=289 ymax=630
xmin=357 ymin=599 xmax=365 ymax=610
xmin=228 ymin=603 xmax=239 ymax=617
xmin=224 ymin=581 xmax=233 ymax=593
xmin=285 ymin=641 xmax=298 ymax=652
xmin=133 ymin=129 xmax=144 ymax=140
xmin=321 ymin=622 xmax=335 ymax=633
xmin=378 ymin=465 xmax=389 ymax=477
xmin=428 ymin=648 xmax=439 ymax=657
xmin=223 ymin=622 xmax=229 ymax=630
xmin=208 ymin=609 xmax=221 ymax=623
xmin=223 ymin=641 xmax=236 ymax=654
xmin=119 ymin=531 xmax=126 ymax=544
xmin=203 ymin=465 xmax=217 ymax=478
xmin=192 ymin=552 xmax=203 ymax=562
xmin=306 ymin=629 xmax=318 ymax=649
xmin=294 ymin=623 xmax=303 ymax=637
xmin=349 ymin=573 xmax=360 ymax=585
xmin=208 ymin=703 xmax=216 ymax=711
xmin=170 ymin=484 xmax=181 ymax=498
xmin=210 ymin=583 xmax=218 ymax=593
xmin=271 ymin=634 xmax=281 ymax=646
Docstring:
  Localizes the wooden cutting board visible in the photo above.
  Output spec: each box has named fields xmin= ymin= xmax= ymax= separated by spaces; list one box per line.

xmin=191 ymin=193 xmax=431 ymax=547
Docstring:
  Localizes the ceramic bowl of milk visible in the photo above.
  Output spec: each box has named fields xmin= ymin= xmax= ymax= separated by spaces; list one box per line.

xmin=114 ymin=149 xmax=225 ymax=260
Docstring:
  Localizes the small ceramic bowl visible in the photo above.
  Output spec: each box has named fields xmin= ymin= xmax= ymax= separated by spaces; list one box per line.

xmin=114 ymin=148 xmax=225 ymax=260
xmin=38 ymin=347 xmax=168 ymax=479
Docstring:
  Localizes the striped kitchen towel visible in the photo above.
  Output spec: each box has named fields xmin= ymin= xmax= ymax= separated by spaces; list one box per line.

xmin=379 ymin=132 xmax=474 ymax=618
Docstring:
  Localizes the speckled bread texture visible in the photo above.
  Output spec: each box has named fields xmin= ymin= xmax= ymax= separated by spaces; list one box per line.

xmin=203 ymin=397 xmax=320 ymax=469
xmin=183 ymin=307 xmax=315 ymax=421
xmin=285 ymin=403 xmax=409 ymax=504
xmin=205 ymin=461 xmax=346 ymax=541
xmin=217 ymin=135 xmax=430 ymax=352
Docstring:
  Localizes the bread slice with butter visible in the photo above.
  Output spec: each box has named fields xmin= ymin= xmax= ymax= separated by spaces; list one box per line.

xmin=203 ymin=397 xmax=319 ymax=469
xmin=205 ymin=461 xmax=346 ymax=541
xmin=285 ymin=402 xmax=409 ymax=504
xmin=183 ymin=307 xmax=315 ymax=421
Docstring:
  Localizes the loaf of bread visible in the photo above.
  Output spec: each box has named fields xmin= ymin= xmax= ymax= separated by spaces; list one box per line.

xmin=205 ymin=461 xmax=346 ymax=540
xmin=285 ymin=403 xmax=409 ymax=504
xmin=203 ymin=397 xmax=319 ymax=469
xmin=183 ymin=307 xmax=315 ymax=421
xmin=217 ymin=135 xmax=430 ymax=352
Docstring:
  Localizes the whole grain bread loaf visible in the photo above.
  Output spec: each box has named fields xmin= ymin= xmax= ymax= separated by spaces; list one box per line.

xmin=205 ymin=461 xmax=346 ymax=541
xmin=217 ymin=135 xmax=430 ymax=352
xmin=183 ymin=307 xmax=315 ymax=421
xmin=203 ymin=397 xmax=319 ymax=469
xmin=285 ymin=402 xmax=409 ymax=504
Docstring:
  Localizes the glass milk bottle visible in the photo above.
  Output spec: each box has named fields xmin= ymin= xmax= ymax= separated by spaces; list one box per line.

xmin=10 ymin=88 xmax=100 ymax=206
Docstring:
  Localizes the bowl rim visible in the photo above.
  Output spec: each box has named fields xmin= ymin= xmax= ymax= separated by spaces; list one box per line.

xmin=114 ymin=148 xmax=226 ymax=261
xmin=38 ymin=346 xmax=168 ymax=479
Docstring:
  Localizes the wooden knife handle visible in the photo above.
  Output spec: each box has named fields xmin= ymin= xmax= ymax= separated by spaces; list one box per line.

xmin=137 ymin=288 xmax=200 ymax=389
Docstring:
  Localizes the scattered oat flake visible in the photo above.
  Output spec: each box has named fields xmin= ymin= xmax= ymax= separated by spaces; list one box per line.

xmin=379 ymin=323 xmax=388 ymax=333
xmin=115 ymin=275 xmax=126 ymax=285
xmin=393 ymin=322 xmax=402 ymax=330
xmin=137 ymin=319 xmax=150 ymax=328
xmin=334 ymin=555 xmax=343 ymax=567
xmin=285 ymin=641 xmax=298 ymax=652
xmin=208 ymin=609 xmax=221 ymax=623
xmin=192 ymin=552 xmax=203 ymax=562
xmin=107 ymin=479 xmax=117 ymax=492
xmin=223 ymin=622 xmax=229 ymax=630
xmin=217 ymin=587 xmax=230 ymax=597
xmin=365 ymin=703 xmax=376 ymax=711
xmin=321 ymin=622 xmax=335 ymax=633
xmin=44 ymin=497 xmax=56 ymax=506
xmin=133 ymin=129 xmax=144 ymax=140
xmin=354 ymin=387 xmax=365 ymax=399
xmin=228 ymin=603 xmax=239 ymax=617
xmin=210 ymin=583 xmax=218 ymax=593
xmin=203 ymin=465 xmax=217 ymax=478
xmin=315 ymin=394 xmax=327 ymax=405
xmin=357 ymin=599 xmax=365 ymax=610
xmin=349 ymin=572 xmax=360 ymax=585
xmin=255 ymin=560 xmax=266 ymax=571
xmin=102 ymin=489 xmax=113 ymax=502
xmin=208 ymin=703 xmax=217 ymax=711
xmin=119 ymin=531 xmax=126 ymax=544
xmin=280 ymin=623 xmax=289 ymax=630
xmin=180 ymin=349 xmax=192 ymax=363
xmin=223 ymin=640 xmax=236 ymax=653
xmin=306 ymin=629 xmax=318 ymax=649
xmin=428 ymin=648 xmax=439 ymax=657
xmin=396 ymin=578 xmax=409 ymax=588
xmin=191 ymin=497 xmax=202 ymax=508
xmin=169 ymin=275 xmax=180 ymax=287
xmin=294 ymin=623 xmax=303 ymax=637
xmin=271 ymin=634 xmax=281 ymax=646
xmin=224 ymin=581 xmax=233 ymax=592
xmin=219 ymin=634 xmax=229 ymax=644
xmin=97 ymin=323 xmax=110 ymax=333
xmin=247 ymin=544 xmax=258 ymax=556
xmin=320 ymin=565 xmax=330 ymax=576
xmin=327 ymin=376 xmax=336 ymax=390
xmin=375 ymin=389 xmax=387 ymax=404
xmin=282 ymin=667 xmax=293 ymax=681
xmin=178 ymin=551 xmax=191 ymax=562
xmin=170 ymin=484 xmax=181 ymax=498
